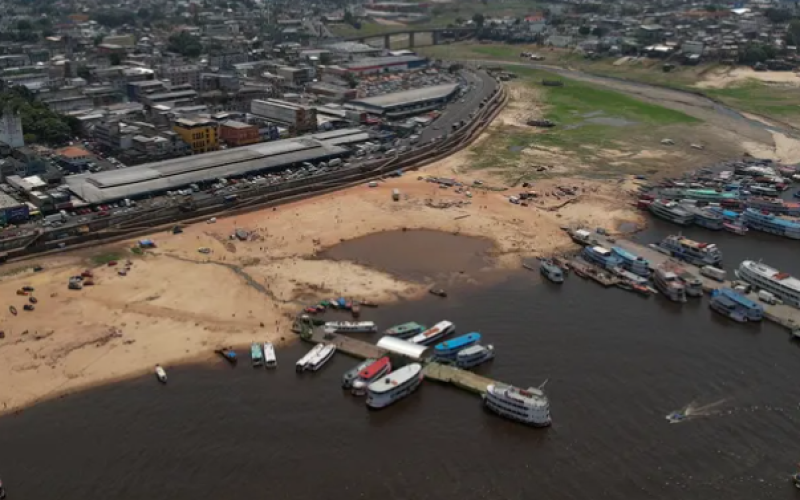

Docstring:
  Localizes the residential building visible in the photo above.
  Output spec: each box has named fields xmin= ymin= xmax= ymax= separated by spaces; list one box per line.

xmin=160 ymin=64 xmax=202 ymax=89
xmin=220 ymin=120 xmax=260 ymax=147
xmin=172 ymin=116 xmax=219 ymax=154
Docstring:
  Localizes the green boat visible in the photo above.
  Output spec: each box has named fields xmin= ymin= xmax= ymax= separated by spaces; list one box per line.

xmin=384 ymin=322 xmax=426 ymax=340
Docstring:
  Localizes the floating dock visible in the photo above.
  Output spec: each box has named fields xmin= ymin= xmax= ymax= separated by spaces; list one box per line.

xmin=301 ymin=323 xmax=501 ymax=396
xmin=575 ymin=231 xmax=800 ymax=331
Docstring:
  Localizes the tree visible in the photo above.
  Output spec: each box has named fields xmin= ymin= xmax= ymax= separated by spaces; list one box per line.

xmin=16 ymin=19 xmax=32 ymax=31
xmin=472 ymin=13 xmax=485 ymax=27
xmin=705 ymin=4 xmax=720 ymax=11
xmin=319 ymin=52 xmax=333 ymax=65
xmin=167 ymin=31 xmax=203 ymax=58
xmin=109 ymin=53 xmax=122 ymax=66
xmin=77 ymin=66 xmax=92 ymax=81
xmin=578 ymin=25 xmax=591 ymax=35
xmin=765 ymin=8 xmax=792 ymax=24
xmin=740 ymin=44 xmax=767 ymax=64
xmin=93 ymin=34 xmax=104 ymax=46
xmin=591 ymin=26 xmax=606 ymax=37
xmin=343 ymin=72 xmax=358 ymax=89
xmin=0 ymin=86 xmax=75 ymax=145
xmin=137 ymin=7 xmax=151 ymax=20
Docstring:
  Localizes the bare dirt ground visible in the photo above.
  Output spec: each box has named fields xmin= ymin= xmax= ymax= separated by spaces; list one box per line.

xmin=0 ymin=140 xmax=646 ymax=414
xmin=695 ymin=67 xmax=800 ymax=89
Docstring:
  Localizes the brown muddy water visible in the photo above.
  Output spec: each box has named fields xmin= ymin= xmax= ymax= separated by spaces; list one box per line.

xmin=2 ymin=231 xmax=800 ymax=500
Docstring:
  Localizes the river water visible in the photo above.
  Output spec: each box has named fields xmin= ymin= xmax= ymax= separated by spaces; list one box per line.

xmin=2 ymin=230 xmax=800 ymax=500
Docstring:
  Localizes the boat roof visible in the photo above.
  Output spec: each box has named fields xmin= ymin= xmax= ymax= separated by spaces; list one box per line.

xmin=744 ymin=209 xmax=800 ymax=228
xmin=719 ymin=288 xmax=762 ymax=309
xmin=672 ymin=236 xmax=709 ymax=249
xmin=741 ymin=260 xmax=800 ymax=292
xmin=489 ymin=383 xmax=547 ymax=404
xmin=434 ymin=332 xmax=480 ymax=351
xmin=590 ymin=245 xmax=612 ymax=256
xmin=368 ymin=363 xmax=421 ymax=393
xmin=387 ymin=322 xmax=423 ymax=332
xmin=358 ymin=356 xmax=391 ymax=378
xmin=375 ymin=336 xmax=428 ymax=360
xmin=458 ymin=344 xmax=488 ymax=357
xmin=612 ymin=246 xmax=646 ymax=261
xmin=415 ymin=321 xmax=453 ymax=339
xmin=325 ymin=321 xmax=375 ymax=327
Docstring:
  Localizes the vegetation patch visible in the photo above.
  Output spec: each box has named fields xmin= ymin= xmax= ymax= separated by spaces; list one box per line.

xmin=91 ymin=251 xmax=124 ymax=265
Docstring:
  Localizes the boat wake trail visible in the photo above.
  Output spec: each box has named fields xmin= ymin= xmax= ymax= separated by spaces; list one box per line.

xmin=666 ymin=399 xmax=728 ymax=424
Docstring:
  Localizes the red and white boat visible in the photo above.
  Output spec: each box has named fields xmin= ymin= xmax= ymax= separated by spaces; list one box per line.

xmin=723 ymin=221 xmax=748 ymax=235
xmin=351 ymin=356 xmax=392 ymax=396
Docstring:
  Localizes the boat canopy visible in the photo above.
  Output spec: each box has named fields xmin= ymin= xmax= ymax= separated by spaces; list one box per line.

xmin=376 ymin=336 xmax=429 ymax=360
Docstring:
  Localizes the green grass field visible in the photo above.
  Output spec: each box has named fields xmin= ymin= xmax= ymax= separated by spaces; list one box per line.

xmin=468 ymin=66 xmax=700 ymax=179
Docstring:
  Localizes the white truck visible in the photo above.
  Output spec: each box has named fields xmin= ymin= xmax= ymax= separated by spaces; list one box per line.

xmin=700 ymin=265 xmax=726 ymax=282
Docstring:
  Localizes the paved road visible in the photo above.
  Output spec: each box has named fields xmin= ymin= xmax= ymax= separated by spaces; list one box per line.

xmin=419 ymin=70 xmax=497 ymax=144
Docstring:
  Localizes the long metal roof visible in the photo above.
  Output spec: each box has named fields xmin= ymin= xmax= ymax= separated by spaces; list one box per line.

xmin=64 ymin=131 xmax=365 ymax=203
xmin=350 ymin=83 xmax=459 ymax=110
xmin=375 ymin=336 xmax=429 ymax=360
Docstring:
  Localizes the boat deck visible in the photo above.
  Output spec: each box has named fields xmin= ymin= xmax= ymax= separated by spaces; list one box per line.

xmin=422 ymin=362 xmax=496 ymax=394
xmin=307 ymin=328 xmax=387 ymax=359
xmin=580 ymin=232 xmax=800 ymax=331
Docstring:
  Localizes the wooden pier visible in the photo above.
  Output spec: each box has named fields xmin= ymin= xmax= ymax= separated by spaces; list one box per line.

xmin=306 ymin=327 xmax=387 ymax=359
xmin=422 ymin=362 xmax=495 ymax=395
xmin=301 ymin=324 xmax=503 ymax=397
xmin=578 ymin=231 xmax=800 ymax=331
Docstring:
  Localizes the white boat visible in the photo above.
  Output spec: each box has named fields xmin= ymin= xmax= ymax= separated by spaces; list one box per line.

xmin=661 ymin=260 xmax=703 ymax=297
xmin=296 ymin=344 xmax=326 ymax=372
xmin=305 ymin=344 xmax=337 ymax=372
xmin=736 ymin=260 xmax=800 ymax=308
xmin=263 ymin=342 xmax=277 ymax=368
xmin=456 ymin=344 xmax=495 ymax=369
xmin=653 ymin=267 xmax=687 ymax=303
xmin=409 ymin=320 xmax=455 ymax=345
xmin=483 ymin=383 xmax=551 ymax=427
xmin=366 ymin=363 xmax=424 ymax=409
xmin=323 ymin=321 xmax=377 ymax=334
xmin=155 ymin=365 xmax=167 ymax=384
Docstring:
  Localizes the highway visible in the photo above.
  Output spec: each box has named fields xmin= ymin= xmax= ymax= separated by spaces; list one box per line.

xmin=419 ymin=69 xmax=496 ymax=144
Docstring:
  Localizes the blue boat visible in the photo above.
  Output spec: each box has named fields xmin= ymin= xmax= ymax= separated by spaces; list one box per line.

xmin=337 ymin=298 xmax=348 ymax=308
xmin=581 ymin=246 xmax=622 ymax=270
xmin=794 ymin=190 xmax=800 ymax=199
xmin=741 ymin=209 xmax=800 ymax=239
xmin=611 ymin=247 xmax=650 ymax=277
xmin=434 ymin=332 xmax=482 ymax=359
xmin=251 ymin=342 xmax=264 ymax=367
xmin=709 ymin=288 xmax=763 ymax=322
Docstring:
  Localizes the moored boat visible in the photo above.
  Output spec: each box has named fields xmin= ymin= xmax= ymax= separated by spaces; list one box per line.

xmin=581 ymin=245 xmax=622 ymax=270
xmin=684 ymin=205 xmax=724 ymax=230
xmin=653 ymin=267 xmax=687 ymax=303
xmin=324 ymin=321 xmax=377 ymax=334
xmin=648 ymin=199 xmax=694 ymax=226
xmin=433 ymin=332 xmax=482 ymax=360
xmin=342 ymin=358 xmax=377 ymax=389
xmin=263 ymin=342 xmax=277 ymax=368
xmin=251 ymin=342 xmax=264 ymax=368
xmin=655 ymin=234 xmax=722 ymax=267
xmin=661 ymin=261 xmax=703 ymax=297
xmin=611 ymin=247 xmax=650 ymax=277
xmin=741 ymin=209 xmax=800 ymax=239
xmin=215 ymin=347 xmax=237 ymax=365
xmin=384 ymin=322 xmax=426 ymax=340
xmin=539 ymin=259 xmax=565 ymax=283
xmin=351 ymin=356 xmax=392 ymax=395
xmin=155 ymin=364 xmax=167 ymax=384
xmin=709 ymin=288 xmax=763 ymax=322
xmin=366 ymin=363 xmax=424 ymax=409
xmin=723 ymin=221 xmax=748 ymax=235
xmin=409 ymin=320 xmax=455 ymax=345
xmin=305 ymin=344 xmax=336 ymax=372
xmin=736 ymin=260 xmax=800 ymax=308
xmin=456 ymin=344 xmax=495 ymax=369
xmin=296 ymin=343 xmax=326 ymax=372
xmin=483 ymin=383 xmax=551 ymax=427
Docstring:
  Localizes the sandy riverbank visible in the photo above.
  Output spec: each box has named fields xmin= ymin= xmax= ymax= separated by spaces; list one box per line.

xmin=0 ymin=101 xmax=650 ymax=415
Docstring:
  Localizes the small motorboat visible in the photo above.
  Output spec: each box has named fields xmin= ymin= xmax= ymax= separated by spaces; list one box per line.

xmin=351 ymin=303 xmax=361 ymax=317
xmin=29 ymin=296 xmax=37 ymax=304
xmin=792 ymin=468 xmax=800 ymax=489
xmin=303 ymin=306 xmax=318 ymax=314
xmin=723 ymin=221 xmax=748 ymax=235
xmin=0 ymin=476 xmax=5 ymax=499
xmin=359 ymin=300 xmax=378 ymax=308
xmin=22 ymin=286 xmax=34 ymax=292
xmin=666 ymin=411 xmax=686 ymax=423
xmin=23 ymin=304 xmax=34 ymax=312
xmin=155 ymin=364 xmax=167 ymax=384
xmin=429 ymin=288 xmax=448 ymax=298
xmin=9 ymin=306 xmax=17 ymax=316
xmin=793 ymin=190 xmax=800 ymax=199
xmin=215 ymin=348 xmax=237 ymax=365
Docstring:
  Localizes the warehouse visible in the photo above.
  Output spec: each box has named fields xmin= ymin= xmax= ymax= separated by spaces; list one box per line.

xmin=340 ymin=55 xmax=428 ymax=76
xmin=348 ymin=83 xmax=459 ymax=118
xmin=65 ymin=132 xmax=364 ymax=204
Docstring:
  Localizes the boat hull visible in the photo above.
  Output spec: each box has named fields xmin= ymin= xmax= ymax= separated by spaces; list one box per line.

xmin=366 ymin=374 xmax=423 ymax=409
xmin=482 ymin=396 xmax=551 ymax=427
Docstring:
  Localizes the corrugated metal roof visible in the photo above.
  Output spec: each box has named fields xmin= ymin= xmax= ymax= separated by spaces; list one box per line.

xmin=350 ymin=83 xmax=458 ymax=110
xmin=375 ymin=336 xmax=429 ymax=360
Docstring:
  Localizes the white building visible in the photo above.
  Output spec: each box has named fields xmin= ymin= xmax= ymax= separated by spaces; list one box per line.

xmin=0 ymin=109 xmax=24 ymax=148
